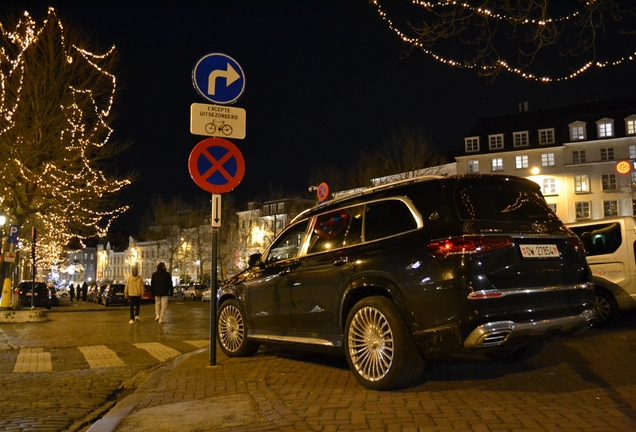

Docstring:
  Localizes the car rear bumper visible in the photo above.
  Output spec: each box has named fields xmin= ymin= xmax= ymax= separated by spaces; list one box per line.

xmin=463 ymin=309 xmax=595 ymax=349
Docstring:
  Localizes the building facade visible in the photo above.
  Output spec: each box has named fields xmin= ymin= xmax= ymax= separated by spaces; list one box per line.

xmin=456 ymin=97 xmax=636 ymax=223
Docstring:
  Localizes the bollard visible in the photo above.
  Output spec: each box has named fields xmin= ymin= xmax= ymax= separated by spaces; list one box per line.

xmin=0 ymin=278 xmax=11 ymax=308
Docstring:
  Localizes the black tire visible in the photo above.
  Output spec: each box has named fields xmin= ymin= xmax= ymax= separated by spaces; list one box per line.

xmin=485 ymin=340 xmax=545 ymax=363
xmin=344 ymin=296 xmax=424 ymax=391
xmin=217 ymin=299 xmax=259 ymax=357
xmin=593 ymin=288 xmax=619 ymax=327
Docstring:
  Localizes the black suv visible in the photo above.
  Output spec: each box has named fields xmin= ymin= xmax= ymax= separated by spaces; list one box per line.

xmin=17 ymin=281 xmax=52 ymax=309
xmin=217 ymin=175 xmax=595 ymax=390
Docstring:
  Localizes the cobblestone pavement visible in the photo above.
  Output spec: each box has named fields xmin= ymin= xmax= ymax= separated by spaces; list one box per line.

xmin=3 ymin=299 xmax=636 ymax=432
xmin=0 ymin=298 xmax=212 ymax=431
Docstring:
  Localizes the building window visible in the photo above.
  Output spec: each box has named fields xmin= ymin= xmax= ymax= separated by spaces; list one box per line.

xmin=467 ymin=160 xmax=479 ymax=173
xmin=604 ymin=200 xmax=618 ymax=217
xmin=262 ymin=205 xmax=270 ymax=216
xmin=626 ymin=116 xmax=636 ymax=135
xmin=543 ymin=178 xmax=556 ymax=195
xmin=597 ymin=118 xmax=614 ymax=138
xmin=573 ymin=150 xmax=586 ymax=164
xmin=575 ymin=202 xmax=590 ymax=219
xmin=630 ymin=145 xmax=636 ymax=159
xmin=465 ymin=137 xmax=479 ymax=152
xmin=488 ymin=134 xmax=504 ymax=150
xmin=541 ymin=153 xmax=555 ymax=167
xmin=632 ymin=171 xmax=636 ymax=190
xmin=600 ymin=147 xmax=615 ymax=161
xmin=539 ymin=128 xmax=555 ymax=145
xmin=548 ymin=203 xmax=557 ymax=213
xmin=574 ymin=175 xmax=589 ymax=193
xmin=570 ymin=122 xmax=586 ymax=141
xmin=278 ymin=203 xmax=285 ymax=213
xmin=515 ymin=155 xmax=529 ymax=169
xmin=491 ymin=158 xmax=503 ymax=171
xmin=633 ymin=199 xmax=636 ymax=216
xmin=513 ymin=131 xmax=528 ymax=147
xmin=602 ymin=173 xmax=617 ymax=191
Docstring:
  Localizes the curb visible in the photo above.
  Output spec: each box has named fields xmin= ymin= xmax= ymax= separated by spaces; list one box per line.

xmin=0 ymin=308 xmax=49 ymax=323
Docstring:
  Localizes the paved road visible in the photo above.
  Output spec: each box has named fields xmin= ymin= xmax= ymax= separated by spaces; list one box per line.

xmin=0 ymin=297 xmax=211 ymax=431
xmin=2 ymin=298 xmax=636 ymax=431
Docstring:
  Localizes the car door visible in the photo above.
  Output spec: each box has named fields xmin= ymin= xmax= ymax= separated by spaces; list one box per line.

xmin=242 ymin=220 xmax=309 ymax=335
xmin=289 ymin=206 xmax=363 ymax=336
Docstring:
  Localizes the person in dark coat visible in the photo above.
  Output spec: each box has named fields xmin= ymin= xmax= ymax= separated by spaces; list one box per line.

xmin=82 ymin=281 xmax=88 ymax=302
xmin=69 ymin=283 xmax=75 ymax=302
xmin=150 ymin=262 xmax=173 ymax=323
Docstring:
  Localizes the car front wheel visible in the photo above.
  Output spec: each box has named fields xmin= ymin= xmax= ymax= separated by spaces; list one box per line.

xmin=344 ymin=296 xmax=424 ymax=391
xmin=594 ymin=287 xmax=619 ymax=326
xmin=217 ymin=299 xmax=259 ymax=357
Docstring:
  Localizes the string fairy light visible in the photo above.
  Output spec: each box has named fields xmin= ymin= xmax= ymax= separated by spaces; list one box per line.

xmin=0 ymin=7 xmax=131 ymax=268
xmin=373 ymin=0 xmax=636 ymax=82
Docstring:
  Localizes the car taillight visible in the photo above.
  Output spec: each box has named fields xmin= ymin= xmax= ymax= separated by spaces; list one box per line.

xmin=427 ymin=236 xmax=512 ymax=257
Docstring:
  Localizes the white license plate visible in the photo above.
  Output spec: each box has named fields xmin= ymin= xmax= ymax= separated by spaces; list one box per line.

xmin=520 ymin=244 xmax=559 ymax=258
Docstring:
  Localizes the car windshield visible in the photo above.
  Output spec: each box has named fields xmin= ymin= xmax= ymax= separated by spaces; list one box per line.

xmin=454 ymin=178 xmax=557 ymax=222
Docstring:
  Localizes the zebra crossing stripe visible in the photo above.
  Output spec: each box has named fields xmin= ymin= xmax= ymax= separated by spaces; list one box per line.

xmin=13 ymin=347 xmax=52 ymax=373
xmin=134 ymin=342 xmax=181 ymax=362
xmin=78 ymin=345 xmax=125 ymax=368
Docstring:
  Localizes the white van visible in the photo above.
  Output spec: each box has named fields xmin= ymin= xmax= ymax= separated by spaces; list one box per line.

xmin=567 ymin=216 xmax=636 ymax=325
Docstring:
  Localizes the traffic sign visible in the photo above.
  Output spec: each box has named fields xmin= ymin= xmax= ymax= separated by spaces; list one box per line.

xmin=192 ymin=53 xmax=245 ymax=104
xmin=317 ymin=182 xmax=329 ymax=202
xmin=189 ymin=137 xmax=245 ymax=194
xmin=211 ymin=194 xmax=222 ymax=227
xmin=190 ymin=103 xmax=246 ymax=139
xmin=7 ymin=225 xmax=19 ymax=244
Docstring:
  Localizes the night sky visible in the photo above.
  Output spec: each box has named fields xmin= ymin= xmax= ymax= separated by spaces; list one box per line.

xmin=3 ymin=1 xmax=636 ymax=232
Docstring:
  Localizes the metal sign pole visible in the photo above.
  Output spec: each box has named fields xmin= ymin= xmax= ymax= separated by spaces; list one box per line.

xmin=209 ymin=194 xmax=220 ymax=366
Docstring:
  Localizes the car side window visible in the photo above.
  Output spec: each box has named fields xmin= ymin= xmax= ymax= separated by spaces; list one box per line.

xmin=364 ymin=200 xmax=418 ymax=242
xmin=569 ymin=222 xmax=622 ymax=256
xmin=307 ymin=205 xmax=364 ymax=254
xmin=266 ymin=220 xmax=309 ymax=263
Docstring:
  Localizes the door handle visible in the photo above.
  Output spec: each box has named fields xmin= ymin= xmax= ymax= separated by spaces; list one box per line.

xmin=333 ymin=256 xmax=349 ymax=266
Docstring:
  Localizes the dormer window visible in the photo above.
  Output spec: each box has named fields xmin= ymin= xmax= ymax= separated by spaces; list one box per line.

xmin=597 ymin=118 xmax=614 ymax=138
xmin=488 ymin=134 xmax=504 ymax=150
xmin=513 ymin=131 xmax=528 ymax=147
xmin=570 ymin=121 xmax=586 ymax=141
xmin=465 ymin=137 xmax=479 ymax=152
xmin=538 ymin=128 xmax=555 ymax=145
xmin=625 ymin=115 xmax=636 ymax=135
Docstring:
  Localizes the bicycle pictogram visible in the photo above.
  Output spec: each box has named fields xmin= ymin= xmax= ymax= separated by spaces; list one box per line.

xmin=205 ymin=120 xmax=233 ymax=136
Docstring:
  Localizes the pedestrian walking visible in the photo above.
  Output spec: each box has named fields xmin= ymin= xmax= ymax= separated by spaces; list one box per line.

xmin=81 ymin=281 xmax=88 ymax=302
xmin=69 ymin=283 xmax=75 ymax=302
xmin=124 ymin=265 xmax=144 ymax=324
xmin=151 ymin=262 xmax=173 ymax=323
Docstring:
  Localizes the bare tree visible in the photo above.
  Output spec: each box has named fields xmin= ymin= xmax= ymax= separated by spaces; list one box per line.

xmin=348 ymin=126 xmax=448 ymax=188
xmin=0 ymin=8 xmax=132 ymax=267
xmin=374 ymin=1 xmax=636 ymax=80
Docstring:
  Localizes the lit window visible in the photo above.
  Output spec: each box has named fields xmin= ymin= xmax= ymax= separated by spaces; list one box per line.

xmin=604 ymin=200 xmax=618 ymax=217
xmin=465 ymin=137 xmax=479 ymax=152
xmin=597 ymin=119 xmax=614 ymax=138
xmin=467 ymin=160 xmax=479 ymax=173
xmin=513 ymin=131 xmax=528 ymax=147
xmin=600 ymin=147 xmax=614 ymax=161
xmin=602 ymin=173 xmax=617 ymax=191
xmin=574 ymin=175 xmax=589 ymax=193
xmin=570 ymin=122 xmax=586 ymax=141
xmin=626 ymin=116 xmax=636 ymax=135
xmin=489 ymin=134 xmax=504 ymax=150
xmin=539 ymin=128 xmax=555 ymax=145
xmin=543 ymin=178 xmax=556 ymax=194
xmin=541 ymin=153 xmax=555 ymax=166
xmin=575 ymin=202 xmax=590 ymax=219
xmin=491 ymin=158 xmax=503 ymax=171
xmin=573 ymin=150 xmax=586 ymax=164
xmin=515 ymin=155 xmax=528 ymax=169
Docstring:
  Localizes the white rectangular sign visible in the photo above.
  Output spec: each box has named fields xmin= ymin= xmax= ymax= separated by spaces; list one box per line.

xmin=211 ymin=194 xmax=222 ymax=227
xmin=190 ymin=103 xmax=246 ymax=139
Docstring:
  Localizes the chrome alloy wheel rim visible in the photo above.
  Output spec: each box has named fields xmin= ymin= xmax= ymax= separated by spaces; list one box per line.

xmin=347 ymin=306 xmax=394 ymax=382
xmin=595 ymin=295 xmax=611 ymax=321
xmin=218 ymin=305 xmax=245 ymax=352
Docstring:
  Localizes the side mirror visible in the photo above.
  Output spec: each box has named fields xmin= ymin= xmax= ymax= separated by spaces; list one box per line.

xmin=248 ymin=253 xmax=262 ymax=268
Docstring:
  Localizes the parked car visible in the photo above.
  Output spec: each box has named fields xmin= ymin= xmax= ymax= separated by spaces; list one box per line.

xmin=102 ymin=283 xmax=128 ymax=306
xmin=182 ymin=284 xmax=206 ymax=301
xmin=141 ymin=285 xmax=155 ymax=303
xmin=16 ymin=281 xmax=52 ymax=309
xmin=217 ymin=174 xmax=595 ymax=390
xmin=201 ymin=288 xmax=212 ymax=302
xmin=56 ymin=288 xmax=69 ymax=298
xmin=567 ymin=216 xmax=636 ymax=326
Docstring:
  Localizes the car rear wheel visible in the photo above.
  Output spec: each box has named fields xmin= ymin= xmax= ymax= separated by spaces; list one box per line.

xmin=344 ymin=296 xmax=424 ymax=391
xmin=217 ymin=299 xmax=259 ymax=357
xmin=594 ymin=287 xmax=619 ymax=327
